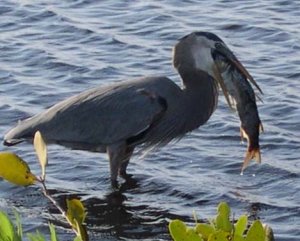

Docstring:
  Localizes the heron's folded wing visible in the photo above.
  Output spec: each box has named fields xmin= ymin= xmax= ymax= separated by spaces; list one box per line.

xmin=6 ymin=84 xmax=167 ymax=146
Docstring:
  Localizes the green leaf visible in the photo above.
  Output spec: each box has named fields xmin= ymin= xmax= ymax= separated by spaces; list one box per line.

xmin=66 ymin=199 xmax=86 ymax=228
xmin=13 ymin=210 xmax=23 ymax=241
xmin=0 ymin=152 xmax=36 ymax=186
xmin=0 ymin=211 xmax=16 ymax=241
xmin=74 ymin=219 xmax=88 ymax=241
xmin=49 ymin=223 xmax=59 ymax=241
xmin=27 ymin=230 xmax=47 ymax=241
xmin=169 ymin=219 xmax=188 ymax=241
xmin=215 ymin=202 xmax=232 ymax=232
xmin=235 ymin=215 xmax=247 ymax=236
xmin=33 ymin=131 xmax=48 ymax=180
xmin=73 ymin=236 xmax=83 ymax=241
xmin=186 ymin=228 xmax=203 ymax=241
xmin=208 ymin=230 xmax=229 ymax=241
xmin=66 ymin=199 xmax=88 ymax=241
xmin=169 ymin=220 xmax=203 ymax=241
xmin=217 ymin=202 xmax=230 ymax=217
xmin=196 ymin=223 xmax=215 ymax=239
xmin=233 ymin=234 xmax=245 ymax=241
xmin=245 ymin=220 xmax=265 ymax=241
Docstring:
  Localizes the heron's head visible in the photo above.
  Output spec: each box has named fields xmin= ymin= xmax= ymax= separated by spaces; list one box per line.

xmin=173 ymin=32 xmax=225 ymax=76
xmin=173 ymin=31 xmax=261 ymax=102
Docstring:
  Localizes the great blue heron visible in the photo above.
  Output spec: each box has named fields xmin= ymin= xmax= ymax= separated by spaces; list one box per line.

xmin=3 ymin=32 xmax=257 ymax=187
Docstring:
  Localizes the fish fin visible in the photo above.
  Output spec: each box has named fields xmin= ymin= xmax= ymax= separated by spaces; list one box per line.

xmin=241 ymin=148 xmax=261 ymax=172
xmin=240 ymin=127 xmax=248 ymax=141
xmin=259 ymin=122 xmax=264 ymax=133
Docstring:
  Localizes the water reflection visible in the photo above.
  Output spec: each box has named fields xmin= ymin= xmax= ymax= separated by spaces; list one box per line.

xmin=85 ymin=178 xmax=178 ymax=240
xmin=46 ymin=178 xmax=176 ymax=240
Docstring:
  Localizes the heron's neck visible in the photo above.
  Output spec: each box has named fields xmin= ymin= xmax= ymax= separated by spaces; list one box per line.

xmin=180 ymin=69 xmax=218 ymax=129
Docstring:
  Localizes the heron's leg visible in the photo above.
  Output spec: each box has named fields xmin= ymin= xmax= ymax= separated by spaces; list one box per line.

xmin=119 ymin=146 xmax=134 ymax=178
xmin=106 ymin=142 xmax=131 ymax=187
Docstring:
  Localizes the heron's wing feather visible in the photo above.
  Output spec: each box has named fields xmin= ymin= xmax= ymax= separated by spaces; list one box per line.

xmin=53 ymin=86 xmax=166 ymax=144
xmin=5 ymin=78 xmax=168 ymax=146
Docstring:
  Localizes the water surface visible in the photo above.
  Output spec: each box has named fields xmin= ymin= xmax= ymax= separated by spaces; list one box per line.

xmin=0 ymin=0 xmax=299 ymax=240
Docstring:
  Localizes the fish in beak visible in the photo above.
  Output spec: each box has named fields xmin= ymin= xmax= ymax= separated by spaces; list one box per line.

xmin=211 ymin=42 xmax=264 ymax=172
xmin=214 ymin=43 xmax=263 ymax=93
xmin=211 ymin=42 xmax=263 ymax=109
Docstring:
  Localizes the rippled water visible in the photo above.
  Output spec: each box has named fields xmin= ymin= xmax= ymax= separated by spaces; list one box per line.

xmin=0 ymin=0 xmax=299 ymax=240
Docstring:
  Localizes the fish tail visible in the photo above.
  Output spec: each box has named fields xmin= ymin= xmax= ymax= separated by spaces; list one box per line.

xmin=241 ymin=147 xmax=261 ymax=172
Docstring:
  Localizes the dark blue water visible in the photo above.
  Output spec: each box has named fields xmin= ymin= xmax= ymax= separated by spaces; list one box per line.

xmin=0 ymin=1 xmax=299 ymax=240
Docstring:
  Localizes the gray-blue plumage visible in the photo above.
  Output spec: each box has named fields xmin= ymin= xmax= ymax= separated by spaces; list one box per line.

xmin=4 ymin=75 xmax=216 ymax=149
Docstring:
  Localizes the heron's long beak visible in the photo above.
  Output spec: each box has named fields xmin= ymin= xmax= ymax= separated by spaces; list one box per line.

xmin=214 ymin=43 xmax=263 ymax=94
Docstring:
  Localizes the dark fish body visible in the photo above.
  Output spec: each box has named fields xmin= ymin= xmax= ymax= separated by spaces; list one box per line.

xmin=215 ymin=56 xmax=263 ymax=171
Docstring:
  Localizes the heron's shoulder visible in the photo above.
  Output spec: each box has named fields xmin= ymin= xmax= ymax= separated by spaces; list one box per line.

xmin=81 ymin=75 xmax=175 ymax=92
xmin=54 ymin=76 xmax=180 ymax=108
xmin=90 ymin=76 xmax=180 ymax=95
xmin=125 ymin=75 xmax=177 ymax=86
xmin=133 ymin=76 xmax=181 ymax=90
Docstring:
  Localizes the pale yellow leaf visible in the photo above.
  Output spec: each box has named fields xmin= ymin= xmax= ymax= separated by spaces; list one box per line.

xmin=33 ymin=131 xmax=48 ymax=179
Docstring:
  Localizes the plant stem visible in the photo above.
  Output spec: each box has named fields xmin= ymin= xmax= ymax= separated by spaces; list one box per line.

xmin=39 ymin=179 xmax=80 ymax=237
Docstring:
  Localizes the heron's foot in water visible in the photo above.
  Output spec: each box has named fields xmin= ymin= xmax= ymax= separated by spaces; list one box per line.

xmin=111 ymin=176 xmax=137 ymax=191
xmin=119 ymin=158 xmax=133 ymax=179
xmin=119 ymin=175 xmax=138 ymax=191
xmin=111 ymin=168 xmax=134 ymax=189
xmin=111 ymin=179 xmax=120 ymax=189
xmin=119 ymin=170 xmax=133 ymax=179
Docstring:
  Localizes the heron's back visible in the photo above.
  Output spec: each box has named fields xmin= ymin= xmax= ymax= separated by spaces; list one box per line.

xmin=4 ymin=76 xmax=185 ymax=150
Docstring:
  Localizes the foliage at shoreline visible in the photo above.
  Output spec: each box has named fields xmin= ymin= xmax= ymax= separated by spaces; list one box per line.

xmin=169 ymin=202 xmax=275 ymax=241
xmin=0 ymin=210 xmax=59 ymax=241
xmin=0 ymin=131 xmax=87 ymax=241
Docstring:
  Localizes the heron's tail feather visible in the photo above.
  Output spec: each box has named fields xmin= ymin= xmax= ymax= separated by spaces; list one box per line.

xmin=3 ymin=120 xmax=36 ymax=146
